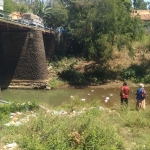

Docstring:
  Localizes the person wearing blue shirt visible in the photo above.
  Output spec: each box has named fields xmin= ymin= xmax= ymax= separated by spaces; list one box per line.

xmin=136 ymin=83 xmax=146 ymax=110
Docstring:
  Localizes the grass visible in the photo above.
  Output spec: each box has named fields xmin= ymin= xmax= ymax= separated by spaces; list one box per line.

xmin=0 ymin=98 xmax=150 ymax=150
xmin=133 ymin=34 xmax=150 ymax=52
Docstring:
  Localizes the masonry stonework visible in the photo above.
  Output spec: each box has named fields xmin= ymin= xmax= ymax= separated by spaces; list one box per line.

xmin=13 ymin=31 xmax=48 ymax=80
xmin=43 ymin=34 xmax=55 ymax=61
xmin=0 ymin=30 xmax=51 ymax=89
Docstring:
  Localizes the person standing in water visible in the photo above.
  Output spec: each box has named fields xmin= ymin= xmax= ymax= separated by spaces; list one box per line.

xmin=120 ymin=82 xmax=130 ymax=106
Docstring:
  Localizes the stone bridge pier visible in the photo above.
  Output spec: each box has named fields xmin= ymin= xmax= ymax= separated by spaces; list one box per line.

xmin=0 ymin=30 xmax=55 ymax=89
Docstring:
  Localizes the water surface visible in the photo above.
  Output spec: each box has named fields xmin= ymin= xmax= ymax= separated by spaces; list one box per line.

xmin=1 ymin=87 xmax=150 ymax=107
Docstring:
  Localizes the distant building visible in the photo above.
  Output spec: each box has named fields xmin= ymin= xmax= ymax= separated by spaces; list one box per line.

xmin=0 ymin=0 xmax=3 ymax=10
xmin=132 ymin=10 xmax=150 ymax=32
xmin=132 ymin=10 xmax=150 ymax=21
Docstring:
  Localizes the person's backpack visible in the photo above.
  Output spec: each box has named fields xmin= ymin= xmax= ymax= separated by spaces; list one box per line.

xmin=141 ymin=89 xmax=146 ymax=98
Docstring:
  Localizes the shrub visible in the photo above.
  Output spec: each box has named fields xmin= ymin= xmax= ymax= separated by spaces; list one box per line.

xmin=48 ymin=78 xmax=63 ymax=89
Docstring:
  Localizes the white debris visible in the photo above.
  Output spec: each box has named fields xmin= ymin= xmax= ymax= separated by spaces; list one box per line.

xmin=81 ymin=99 xmax=86 ymax=101
xmin=5 ymin=121 xmax=22 ymax=127
xmin=5 ymin=111 xmax=36 ymax=127
xmin=31 ymin=114 xmax=37 ymax=117
xmin=99 ymin=106 xmax=104 ymax=110
xmin=104 ymin=99 xmax=108 ymax=103
xmin=106 ymin=97 xmax=109 ymax=100
xmin=59 ymin=110 xmax=67 ymax=115
xmin=52 ymin=110 xmax=59 ymax=115
xmin=10 ymin=113 xmax=15 ymax=116
xmin=91 ymin=90 xmax=94 ymax=92
xmin=3 ymin=142 xmax=18 ymax=150
xmin=70 ymin=95 xmax=74 ymax=99
xmin=39 ymin=105 xmax=51 ymax=113
xmin=52 ymin=110 xmax=67 ymax=115
xmin=72 ymin=110 xmax=76 ymax=114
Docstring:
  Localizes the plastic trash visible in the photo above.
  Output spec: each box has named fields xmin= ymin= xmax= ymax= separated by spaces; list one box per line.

xmin=3 ymin=142 xmax=17 ymax=149
xmin=0 ymin=99 xmax=10 ymax=104
xmin=10 ymin=113 xmax=15 ymax=116
xmin=99 ymin=106 xmax=104 ymax=110
xmin=70 ymin=95 xmax=74 ymax=98
xmin=81 ymin=99 xmax=86 ymax=101
xmin=106 ymin=97 xmax=109 ymax=100
xmin=104 ymin=99 xmax=108 ymax=103
xmin=25 ymin=106 xmax=29 ymax=111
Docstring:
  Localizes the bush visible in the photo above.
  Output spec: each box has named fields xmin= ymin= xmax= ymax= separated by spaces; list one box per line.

xmin=0 ymin=101 xmax=39 ymax=116
xmin=17 ymin=108 xmax=125 ymax=150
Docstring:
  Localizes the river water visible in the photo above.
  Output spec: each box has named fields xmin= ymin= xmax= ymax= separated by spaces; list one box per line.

xmin=1 ymin=87 xmax=150 ymax=107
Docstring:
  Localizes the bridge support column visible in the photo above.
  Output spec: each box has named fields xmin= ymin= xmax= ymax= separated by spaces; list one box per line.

xmin=12 ymin=30 xmax=48 ymax=88
xmin=0 ymin=30 xmax=50 ymax=89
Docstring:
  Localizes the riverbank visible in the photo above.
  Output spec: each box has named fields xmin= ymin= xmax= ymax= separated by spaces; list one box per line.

xmin=1 ymin=100 xmax=150 ymax=150
xmin=1 ymin=43 xmax=150 ymax=90
xmin=1 ymin=77 xmax=150 ymax=90
xmin=67 ymin=80 xmax=150 ymax=89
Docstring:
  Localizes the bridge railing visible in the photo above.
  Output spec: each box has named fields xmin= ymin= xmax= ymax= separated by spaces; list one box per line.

xmin=0 ymin=9 xmax=51 ymax=31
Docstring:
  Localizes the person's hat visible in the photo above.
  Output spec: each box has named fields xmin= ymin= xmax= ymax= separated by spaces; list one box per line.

xmin=139 ymin=83 xmax=144 ymax=88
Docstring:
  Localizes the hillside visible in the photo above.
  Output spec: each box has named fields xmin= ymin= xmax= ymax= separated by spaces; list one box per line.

xmin=48 ymin=39 xmax=150 ymax=89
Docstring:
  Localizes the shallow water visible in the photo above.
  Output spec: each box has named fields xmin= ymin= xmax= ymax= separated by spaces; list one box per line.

xmin=1 ymin=87 xmax=150 ymax=107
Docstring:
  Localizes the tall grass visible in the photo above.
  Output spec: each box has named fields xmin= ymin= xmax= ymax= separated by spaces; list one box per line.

xmin=1 ymin=99 xmax=150 ymax=150
xmin=133 ymin=34 xmax=150 ymax=51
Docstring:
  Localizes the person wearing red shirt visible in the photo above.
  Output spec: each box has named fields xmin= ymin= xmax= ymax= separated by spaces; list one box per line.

xmin=120 ymin=82 xmax=130 ymax=106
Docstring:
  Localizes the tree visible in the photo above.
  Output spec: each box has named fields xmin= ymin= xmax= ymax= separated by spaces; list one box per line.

xmin=15 ymin=2 xmax=29 ymax=13
xmin=4 ymin=0 xmax=16 ymax=13
xmin=41 ymin=1 xmax=68 ymax=28
xmin=64 ymin=0 xmax=144 ymax=60
xmin=147 ymin=2 xmax=150 ymax=10
xmin=33 ymin=0 xmax=44 ymax=16
xmin=133 ymin=0 xmax=147 ymax=10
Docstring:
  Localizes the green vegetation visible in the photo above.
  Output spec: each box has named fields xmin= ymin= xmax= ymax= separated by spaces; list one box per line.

xmin=4 ymin=1 xmax=150 ymax=86
xmin=0 ymin=101 xmax=38 ymax=122
xmin=133 ymin=0 xmax=147 ymax=10
xmin=3 ymin=0 xmax=147 ymax=59
xmin=2 ymin=0 xmax=150 ymax=149
xmin=47 ymin=32 xmax=150 ymax=86
xmin=1 ymin=99 xmax=150 ymax=149
xmin=48 ymin=78 xmax=64 ymax=89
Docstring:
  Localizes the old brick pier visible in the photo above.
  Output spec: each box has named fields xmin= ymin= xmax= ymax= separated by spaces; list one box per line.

xmin=0 ymin=19 xmax=55 ymax=89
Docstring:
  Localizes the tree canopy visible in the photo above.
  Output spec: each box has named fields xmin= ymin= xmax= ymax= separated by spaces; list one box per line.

xmin=133 ymin=0 xmax=147 ymax=10
xmin=3 ymin=0 xmax=145 ymax=60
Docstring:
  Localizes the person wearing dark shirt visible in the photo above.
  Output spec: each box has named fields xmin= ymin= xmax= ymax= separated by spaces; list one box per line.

xmin=136 ymin=83 xmax=146 ymax=110
xmin=120 ymin=82 xmax=130 ymax=106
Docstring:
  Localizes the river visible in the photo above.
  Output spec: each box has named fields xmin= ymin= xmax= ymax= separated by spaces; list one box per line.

xmin=1 ymin=87 xmax=149 ymax=107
